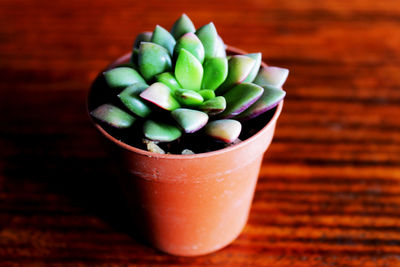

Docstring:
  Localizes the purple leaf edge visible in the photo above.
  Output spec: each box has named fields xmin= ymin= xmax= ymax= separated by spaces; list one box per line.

xmin=238 ymin=95 xmax=285 ymax=121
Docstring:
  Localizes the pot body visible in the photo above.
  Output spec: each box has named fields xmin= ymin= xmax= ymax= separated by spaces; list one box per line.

xmin=88 ymin=47 xmax=283 ymax=256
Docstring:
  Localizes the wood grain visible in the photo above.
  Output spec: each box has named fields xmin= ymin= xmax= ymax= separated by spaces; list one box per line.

xmin=1 ymin=0 xmax=400 ymax=265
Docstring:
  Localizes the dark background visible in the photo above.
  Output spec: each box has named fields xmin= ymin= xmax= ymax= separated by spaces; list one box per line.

xmin=1 ymin=0 xmax=400 ymax=265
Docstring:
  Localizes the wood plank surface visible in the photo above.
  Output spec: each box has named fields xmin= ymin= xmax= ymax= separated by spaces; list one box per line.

xmin=1 ymin=0 xmax=400 ymax=265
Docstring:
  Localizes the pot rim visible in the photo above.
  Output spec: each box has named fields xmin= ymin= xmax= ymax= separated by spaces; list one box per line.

xmin=87 ymin=46 xmax=284 ymax=159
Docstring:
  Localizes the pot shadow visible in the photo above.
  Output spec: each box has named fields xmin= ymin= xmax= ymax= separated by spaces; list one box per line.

xmin=2 ymin=88 xmax=152 ymax=249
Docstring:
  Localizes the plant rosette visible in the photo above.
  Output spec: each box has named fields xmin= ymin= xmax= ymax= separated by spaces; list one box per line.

xmin=88 ymin=14 xmax=288 ymax=256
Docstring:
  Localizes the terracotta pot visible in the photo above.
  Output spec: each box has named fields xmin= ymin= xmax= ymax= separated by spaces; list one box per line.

xmin=88 ymin=47 xmax=283 ymax=256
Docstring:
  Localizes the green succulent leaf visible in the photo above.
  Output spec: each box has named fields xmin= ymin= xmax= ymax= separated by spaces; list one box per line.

xmin=140 ymin=82 xmax=180 ymax=111
xmin=198 ymin=89 xmax=215 ymax=101
xmin=200 ymin=96 xmax=226 ymax=115
xmin=215 ymin=55 xmax=255 ymax=95
xmin=174 ymin=32 xmax=205 ymax=63
xmin=171 ymin=108 xmax=209 ymax=133
xmin=138 ymin=42 xmax=172 ymax=81
xmin=253 ymin=66 xmax=289 ymax=88
xmin=103 ymin=67 xmax=146 ymax=89
xmin=195 ymin=22 xmax=221 ymax=58
xmin=91 ymin=104 xmax=135 ymax=128
xmin=143 ymin=120 xmax=182 ymax=142
xmin=155 ymin=72 xmax=182 ymax=91
xmin=175 ymin=48 xmax=203 ymax=90
xmin=118 ymin=83 xmax=152 ymax=118
xmin=243 ymin=53 xmax=262 ymax=83
xmin=236 ymin=85 xmax=286 ymax=120
xmin=151 ymin=25 xmax=176 ymax=55
xmin=215 ymin=35 xmax=226 ymax=57
xmin=175 ymin=89 xmax=204 ymax=107
xmin=204 ymin=119 xmax=242 ymax=143
xmin=201 ymin=57 xmax=228 ymax=90
xmin=220 ymin=82 xmax=264 ymax=118
xmin=170 ymin=13 xmax=196 ymax=40
xmin=119 ymin=82 xmax=149 ymax=96
xmin=133 ymin=31 xmax=152 ymax=49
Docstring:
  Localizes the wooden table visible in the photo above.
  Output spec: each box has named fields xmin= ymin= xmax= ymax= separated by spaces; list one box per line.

xmin=1 ymin=0 xmax=400 ymax=265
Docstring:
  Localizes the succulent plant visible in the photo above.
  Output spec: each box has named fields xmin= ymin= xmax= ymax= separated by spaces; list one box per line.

xmin=90 ymin=14 xmax=288 ymax=154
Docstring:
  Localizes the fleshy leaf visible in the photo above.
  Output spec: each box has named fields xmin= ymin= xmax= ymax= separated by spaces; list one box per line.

xmin=220 ymin=82 xmax=264 ymax=118
xmin=91 ymin=104 xmax=135 ymax=128
xmin=133 ymin=31 xmax=152 ymax=49
xmin=138 ymin=42 xmax=172 ymax=81
xmin=198 ymin=89 xmax=215 ymax=101
xmin=215 ymin=55 xmax=255 ymax=95
xmin=195 ymin=22 xmax=220 ymax=58
xmin=243 ymin=53 xmax=262 ymax=83
xmin=204 ymin=119 xmax=242 ymax=143
xmin=175 ymin=89 xmax=204 ymax=107
xmin=143 ymin=120 xmax=182 ymax=142
xmin=253 ymin=66 xmax=289 ymax=88
xmin=103 ymin=67 xmax=146 ymax=89
xmin=201 ymin=57 xmax=228 ymax=90
xmin=200 ymin=96 xmax=226 ymax=115
xmin=174 ymin=32 xmax=205 ymax=63
xmin=119 ymin=82 xmax=148 ymax=96
xmin=155 ymin=72 xmax=182 ymax=91
xmin=236 ymin=85 xmax=286 ymax=120
xmin=118 ymin=83 xmax=152 ymax=118
xmin=140 ymin=82 xmax=180 ymax=111
xmin=151 ymin=25 xmax=176 ymax=55
xmin=215 ymin=35 xmax=226 ymax=57
xmin=171 ymin=108 xmax=209 ymax=133
xmin=175 ymin=49 xmax=203 ymax=90
xmin=170 ymin=13 xmax=196 ymax=39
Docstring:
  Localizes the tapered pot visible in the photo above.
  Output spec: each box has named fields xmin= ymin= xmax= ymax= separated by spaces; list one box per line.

xmin=88 ymin=47 xmax=283 ymax=256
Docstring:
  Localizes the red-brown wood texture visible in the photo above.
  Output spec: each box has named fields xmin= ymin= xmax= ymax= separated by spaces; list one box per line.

xmin=1 ymin=0 xmax=400 ymax=266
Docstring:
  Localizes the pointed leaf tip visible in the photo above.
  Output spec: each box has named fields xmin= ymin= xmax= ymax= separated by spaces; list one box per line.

xmin=205 ymin=119 xmax=242 ymax=143
xmin=220 ymin=82 xmax=264 ymax=118
xmin=254 ymin=66 xmax=289 ymax=88
xmin=243 ymin=53 xmax=262 ymax=83
xmin=215 ymin=55 xmax=255 ymax=94
xmin=151 ymin=25 xmax=176 ymax=55
xmin=196 ymin=22 xmax=220 ymax=58
xmin=236 ymin=85 xmax=286 ymax=120
xmin=215 ymin=35 xmax=226 ymax=57
xmin=103 ymin=67 xmax=146 ymax=89
xmin=91 ymin=104 xmax=135 ymax=128
xmin=170 ymin=14 xmax=196 ymax=39
xmin=174 ymin=32 xmax=205 ymax=63
xmin=140 ymin=82 xmax=180 ymax=111
xmin=171 ymin=108 xmax=209 ymax=133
